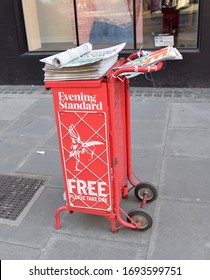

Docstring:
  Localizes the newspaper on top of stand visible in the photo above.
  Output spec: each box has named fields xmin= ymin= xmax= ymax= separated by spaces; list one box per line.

xmin=114 ymin=45 xmax=183 ymax=78
xmin=40 ymin=42 xmax=126 ymax=81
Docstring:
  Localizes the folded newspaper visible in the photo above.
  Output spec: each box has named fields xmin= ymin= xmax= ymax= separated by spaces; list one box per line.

xmin=115 ymin=46 xmax=183 ymax=78
xmin=40 ymin=43 xmax=126 ymax=81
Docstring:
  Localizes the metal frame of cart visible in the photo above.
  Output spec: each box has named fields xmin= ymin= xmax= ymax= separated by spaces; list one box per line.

xmin=45 ymin=53 xmax=164 ymax=232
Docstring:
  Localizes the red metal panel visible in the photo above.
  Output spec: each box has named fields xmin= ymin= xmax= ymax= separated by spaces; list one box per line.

xmin=110 ymin=76 xmax=128 ymax=196
xmin=52 ymin=81 xmax=113 ymax=213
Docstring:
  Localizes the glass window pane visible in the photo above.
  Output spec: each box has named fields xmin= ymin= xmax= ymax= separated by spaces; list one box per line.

xmin=22 ymin=0 xmax=75 ymax=51
xmin=138 ymin=0 xmax=199 ymax=49
xmin=76 ymin=0 xmax=135 ymax=49
xmin=21 ymin=0 xmax=199 ymax=52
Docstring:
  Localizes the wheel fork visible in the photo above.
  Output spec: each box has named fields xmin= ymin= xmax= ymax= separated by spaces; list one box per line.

xmin=141 ymin=193 xmax=148 ymax=209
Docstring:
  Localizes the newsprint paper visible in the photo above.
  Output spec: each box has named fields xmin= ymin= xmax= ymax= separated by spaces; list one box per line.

xmin=40 ymin=43 xmax=126 ymax=81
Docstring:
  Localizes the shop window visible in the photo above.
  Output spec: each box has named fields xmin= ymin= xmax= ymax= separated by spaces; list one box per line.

xmin=21 ymin=0 xmax=75 ymax=51
xmin=21 ymin=0 xmax=199 ymax=52
xmin=140 ymin=0 xmax=200 ymax=49
xmin=75 ymin=0 xmax=143 ymax=49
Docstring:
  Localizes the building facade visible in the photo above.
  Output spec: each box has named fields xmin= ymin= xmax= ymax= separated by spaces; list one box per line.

xmin=0 ymin=0 xmax=209 ymax=87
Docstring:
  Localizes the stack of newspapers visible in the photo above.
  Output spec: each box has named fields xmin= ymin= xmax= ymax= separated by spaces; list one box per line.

xmin=40 ymin=43 xmax=126 ymax=81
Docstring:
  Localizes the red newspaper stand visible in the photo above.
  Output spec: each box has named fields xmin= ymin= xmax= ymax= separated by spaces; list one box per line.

xmin=45 ymin=54 xmax=163 ymax=232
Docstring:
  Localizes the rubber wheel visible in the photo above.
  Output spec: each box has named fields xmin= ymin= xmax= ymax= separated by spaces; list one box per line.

xmin=127 ymin=209 xmax=153 ymax=231
xmin=134 ymin=182 xmax=158 ymax=203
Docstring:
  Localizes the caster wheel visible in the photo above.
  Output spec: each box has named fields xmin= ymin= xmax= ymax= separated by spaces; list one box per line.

xmin=134 ymin=182 xmax=158 ymax=203
xmin=127 ymin=209 xmax=153 ymax=231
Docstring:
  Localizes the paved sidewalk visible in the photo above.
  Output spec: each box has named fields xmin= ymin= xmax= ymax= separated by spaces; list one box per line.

xmin=0 ymin=85 xmax=210 ymax=260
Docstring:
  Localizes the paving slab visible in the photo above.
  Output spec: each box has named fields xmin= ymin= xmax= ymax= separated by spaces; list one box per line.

xmin=0 ymin=120 xmax=10 ymax=132
xmin=131 ymin=147 xmax=163 ymax=185
xmin=169 ymin=103 xmax=210 ymax=128
xmin=131 ymin=120 xmax=167 ymax=148
xmin=0 ymin=241 xmax=41 ymax=260
xmin=147 ymin=199 xmax=210 ymax=260
xmin=40 ymin=232 xmax=147 ymax=260
xmin=2 ymin=99 xmax=55 ymax=139
xmin=164 ymin=127 xmax=210 ymax=158
xmin=0 ymin=138 xmax=39 ymax=172
xmin=0 ymin=187 xmax=63 ymax=249
xmin=130 ymin=101 xmax=170 ymax=122
xmin=130 ymin=101 xmax=169 ymax=149
xmin=18 ymin=148 xmax=64 ymax=188
xmin=159 ymin=156 xmax=210 ymax=202
xmin=42 ymin=130 xmax=59 ymax=149
xmin=0 ymin=99 xmax=37 ymax=121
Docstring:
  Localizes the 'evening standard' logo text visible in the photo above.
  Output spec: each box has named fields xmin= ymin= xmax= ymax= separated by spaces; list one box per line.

xmin=58 ymin=91 xmax=103 ymax=110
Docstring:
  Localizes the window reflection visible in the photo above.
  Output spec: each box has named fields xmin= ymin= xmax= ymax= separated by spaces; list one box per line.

xmin=89 ymin=0 xmax=133 ymax=45
xmin=141 ymin=0 xmax=199 ymax=49
xmin=76 ymin=0 xmax=138 ymax=48
xmin=21 ymin=0 xmax=199 ymax=52
xmin=22 ymin=0 xmax=74 ymax=51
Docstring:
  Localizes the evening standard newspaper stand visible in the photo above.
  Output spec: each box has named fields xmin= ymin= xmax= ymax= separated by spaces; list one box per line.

xmin=45 ymin=55 xmax=164 ymax=232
